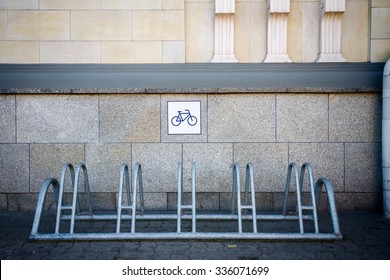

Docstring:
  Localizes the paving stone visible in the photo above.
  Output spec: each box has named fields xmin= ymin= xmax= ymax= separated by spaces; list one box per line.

xmin=29 ymin=144 xmax=84 ymax=193
xmin=0 ymin=95 xmax=15 ymax=143
xmin=288 ymin=143 xmax=345 ymax=192
xmin=276 ymin=94 xmax=328 ymax=142
xmin=329 ymin=93 xmax=381 ymax=142
xmin=345 ymin=143 xmax=382 ymax=193
xmin=85 ymin=143 xmax=132 ymax=193
xmin=0 ymin=144 xmax=29 ymax=193
xmin=132 ymin=143 xmax=182 ymax=193
xmin=208 ymin=94 xmax=275 ymax=142
xmin=100 ymin=94 xmax=160 ymax=143
xmin=183 ymin=143 xmax=233 ymax=192
xmin=234 ymin=143 xmax=288 ymax=192
xmin=17 ymin=95 xmax=98 ymax=143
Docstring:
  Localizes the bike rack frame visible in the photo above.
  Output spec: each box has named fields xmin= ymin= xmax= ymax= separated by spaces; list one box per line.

xmin=30 ymin=161 xmax=342 ymax=241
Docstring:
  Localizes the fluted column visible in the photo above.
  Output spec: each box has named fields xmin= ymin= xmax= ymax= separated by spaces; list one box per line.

xmin=264 ymin=0 xmax=291 ymax=63
xmin=317 ymin=0 xmax=346 ymax=62
xmin=211 ymin=0 xmax=238 ymax=63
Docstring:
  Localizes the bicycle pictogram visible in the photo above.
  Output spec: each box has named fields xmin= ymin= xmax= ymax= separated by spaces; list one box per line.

xmin=171 ymin=109 xmax=198 ymax=126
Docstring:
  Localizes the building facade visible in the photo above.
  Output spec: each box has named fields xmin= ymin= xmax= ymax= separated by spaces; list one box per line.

xmin=0 ymin=0 xmax=389 ymax=212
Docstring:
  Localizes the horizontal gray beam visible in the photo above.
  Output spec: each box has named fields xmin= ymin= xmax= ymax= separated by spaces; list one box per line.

xmin=0 ymin=63 xmax=385 ymax=94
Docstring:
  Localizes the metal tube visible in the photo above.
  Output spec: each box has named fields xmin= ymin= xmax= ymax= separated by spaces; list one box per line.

xmin=315 ymin=178 xmax=341 ymax=236
xmin=61 ymin=213 xmax=315 ymax=221
xmin=383 ymin=58 xmax=390 ymax=218
xmin=31 ymin=178 xmax=60 ymax=236
xmin=191 ymin=162 xmax=197 ymax=233
xmin=55 ymin=163 xmax=74 ymax=234
xmin=233 ymin=164 xmax=243 ymax=233
xmin=282 ymin=163 xmax=303 ymax=233
xmin=116 ymin=164 xmax=129 ymax=233
xmin=30 ymin=232 xmax=342 ymax=241
xmin=177 ymin=161 xmax=183 ymax=233
xmin=131 ymin=163 xmax=142 ymax=233
xmin=246 ymin=163 xmax=257 ymax=233
xmin=300 ymin=163 xmax=319 ymax=233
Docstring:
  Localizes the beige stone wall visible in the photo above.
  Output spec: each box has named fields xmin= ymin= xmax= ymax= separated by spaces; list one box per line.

xmin=371 ymin=0 xmax=390 ymax=62
xmin=0 ymin=0 xmax=387 ymax=63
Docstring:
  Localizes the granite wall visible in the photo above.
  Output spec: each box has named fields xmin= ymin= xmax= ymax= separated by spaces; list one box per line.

xmin=0 ymin=92 xmax=382 ymax=211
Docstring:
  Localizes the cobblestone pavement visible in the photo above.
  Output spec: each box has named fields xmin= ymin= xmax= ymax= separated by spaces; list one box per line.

xmin=1 ymin=211 xmax=390 ymax=260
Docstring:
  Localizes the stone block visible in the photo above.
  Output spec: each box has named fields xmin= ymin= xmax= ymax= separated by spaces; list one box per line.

xmin=39 ymin=0 xmax=101 ymax=9
xmin=143 ymin=193 xmax=167 ymax=211
xmin=0 ymin=11 xmax=6 ymax=40
xmin=0 ymin=194 xmax=6 ymax=210
xmin=235 ymin=2 xmax=251 ymax=62
xmin=163 ymin=0 xmax=185 ymax=10
xmin=289 ymin=143 xmax=345 ymax=192
xmin=371 ymin=8 xmax=390 ymax=39
xmin=288 ymin=0 xmax=303 ymax=62
xmin=342 ymin=1 xmax=369 ymax=62
xmin=168 ymin=192 xmax=219 ymax=211
xmin=234 ymin=2 xmax=269 ymax=62
xmin=234 ymin=143 xmax=289 ymax=192
xmin=277 ymin=94 xmax=328 ymax=142
xmin=40 ymin=42 xmax=101 ymax=63
xmin=334 ymin=192 xmax=381 ymax=211
xmin=249 ymin=2 xmax=267 ymax=62
xmin=161 ymin=94 xmax=208 ymax=143
xmin=101 ymin=0 xmax=162 ymax=10
xmin=345 ymin=143 xmax=381 ymax=193
xmin=132 ymin=143 xmax=182 ymax=192
xmin=371 ymin=39 xmax=390 ymax=63
xmin=85 ymin=144 xmax=132 ymax=193
xmin=30 ymin=144 xmax=85 ymax=193
xmin=8 ymin=11 xmax=70 ymax=40
xmin=0 ymin=95 xmax=16 ymax=143
xmin=102 ymin=41 xmax=162 ymax=63
xmin=163 ymin=41 xmax=185 ymax=63
xmin=0 ymin=0 xmax=38 ymax=9
xmin=17 ymin=95 xmax=99 ymax=143
xmin=208 ymin=94 xmax=275 ymax=142
xmin=87 ymin=193 xmax=116 ymax=211
xmin=71 ymin=11 xmax=131 ymax=41
xmin=132 ymin=10 xmax=184 ymax=41
xmin=329 ymin=94 xmax=381 ymax=142
xmin=100 ymin=94 xmax=160 ymax=143
xmin=302 ymin=1 xmax=320 ymax=62
xmin=372 ymin=0 xmax=390 ymax=8
xmin=183 ymin=143 xmax=233 ymax=192
xmin=0 ymin=144 xmax=29 ymax=193
xmin=185 ymin=2 xmax=214 ymax=62
xmin=220 ymin=192 xmax=275 ymax=212
xmin=0 ymin=42 xmax=39 ymax=63
xmin=8 ymin=194 xmax=52 ymax=211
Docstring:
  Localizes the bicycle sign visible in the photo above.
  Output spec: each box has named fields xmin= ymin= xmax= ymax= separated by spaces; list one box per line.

xmin=167 ymin=101 xmax=201 ymax=135
xmin=171 ymin=109 xmax=198 ymax=126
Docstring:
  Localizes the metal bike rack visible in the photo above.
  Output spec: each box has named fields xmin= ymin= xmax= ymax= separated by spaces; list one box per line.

xmin=30 ymin=161 xmax=342 ymax=241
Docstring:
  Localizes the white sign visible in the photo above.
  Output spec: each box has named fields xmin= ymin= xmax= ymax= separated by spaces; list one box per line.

xmin=167 ymin=101 xmax=201 ymax=135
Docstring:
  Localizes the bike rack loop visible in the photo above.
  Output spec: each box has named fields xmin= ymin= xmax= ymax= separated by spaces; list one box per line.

xmin=30 ymin=161 xmax=342 ymax=241
xmin=117 ymin=163 xmax=145 ymax=234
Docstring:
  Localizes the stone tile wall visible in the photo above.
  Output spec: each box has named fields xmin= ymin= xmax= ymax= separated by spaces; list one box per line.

xmin=0 ymin=0 xmax=388 ymax=63
xmin=0 ymin=93 xmax=382 ymax=211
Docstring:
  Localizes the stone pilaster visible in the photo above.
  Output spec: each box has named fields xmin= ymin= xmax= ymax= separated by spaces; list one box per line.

xmin=317 ymin=0 xmax=346 ymax=62
xmin=211 ymin=0 xmax=238 ymax=63
xmin=264 ymin=0 xmax=291 ymax=63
